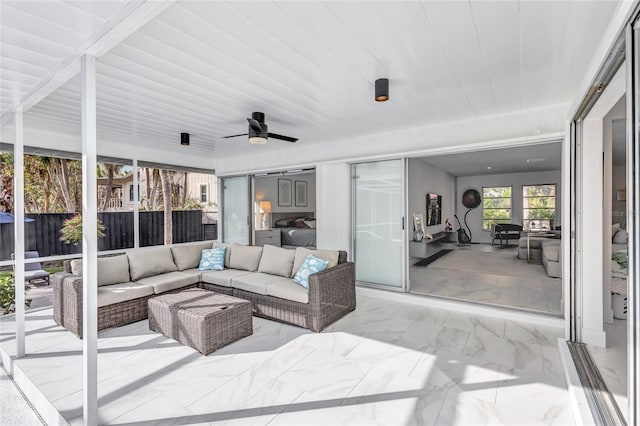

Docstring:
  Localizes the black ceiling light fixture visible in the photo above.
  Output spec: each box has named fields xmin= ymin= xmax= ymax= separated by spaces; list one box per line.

xmin=181 ymin=132 xmax=190 ymax=146
xmin=375 ymin=78 xmax=389 ymax=102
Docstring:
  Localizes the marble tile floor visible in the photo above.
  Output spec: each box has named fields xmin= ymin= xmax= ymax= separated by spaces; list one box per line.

xmin=588 ymin=319 xmax=628 ymax=423
xmin=0 ymin=290 xmax=573 ymax=425
xmin=410 ymin=245 xmax=562 ymax=315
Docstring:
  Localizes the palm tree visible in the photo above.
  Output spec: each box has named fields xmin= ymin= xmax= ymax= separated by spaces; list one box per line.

xmin=160 ymin=169 xmax=173 ymax=244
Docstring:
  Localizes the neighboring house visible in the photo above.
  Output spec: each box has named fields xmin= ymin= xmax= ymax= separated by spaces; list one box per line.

xmin=97 ymin=171 xmax=217 ymax=223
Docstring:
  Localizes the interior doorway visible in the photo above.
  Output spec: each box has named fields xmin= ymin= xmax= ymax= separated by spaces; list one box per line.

xmin=406 ymin=144 xmax=564 ymax=316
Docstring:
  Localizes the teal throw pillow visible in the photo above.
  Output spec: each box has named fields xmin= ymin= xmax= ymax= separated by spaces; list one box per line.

xmin=293 ymin=254 xmax=328 ymax=289
xmin=198 ymin=247 xmax=226 ymax=271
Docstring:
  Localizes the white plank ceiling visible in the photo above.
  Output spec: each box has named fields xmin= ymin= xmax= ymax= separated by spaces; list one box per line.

xmin=1 ymin=1 xmax=620 ymax=158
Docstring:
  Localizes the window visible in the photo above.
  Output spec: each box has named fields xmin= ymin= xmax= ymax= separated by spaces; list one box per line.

xmin=523 ymin=184 xmax=556 ymax=231
xmin=129 ymin=185 xmax=140 ymax=203
xmin=200 ymin=184 xmax=208 ymax=203
xmin=482 ymin=186 xmax=512 ymax=230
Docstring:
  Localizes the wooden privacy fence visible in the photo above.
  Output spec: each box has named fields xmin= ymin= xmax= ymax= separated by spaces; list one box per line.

xmin=0 ymin=210 xmax=215 ymax=261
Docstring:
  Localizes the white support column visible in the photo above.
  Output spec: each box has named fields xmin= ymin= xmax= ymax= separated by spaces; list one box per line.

xmin=13 ymin=108 xmax=25 ymax=358
xmin=81 ymin=54 xmax=98 ymax=426
xmin=133 ymin=159 xmax=139 ymax=248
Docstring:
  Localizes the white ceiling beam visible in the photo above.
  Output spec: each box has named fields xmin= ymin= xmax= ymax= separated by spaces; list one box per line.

xmin=0 ymin=0 xmax=175 ymax=126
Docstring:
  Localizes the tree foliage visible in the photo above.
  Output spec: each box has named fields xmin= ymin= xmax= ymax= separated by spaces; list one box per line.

xmin=0 ymin=274 xmax=32 ymax=315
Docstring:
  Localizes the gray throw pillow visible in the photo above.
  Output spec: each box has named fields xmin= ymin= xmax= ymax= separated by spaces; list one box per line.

xmin=292 ymin=247 xmax=339 ymax=277
xmin=212 ymin=242 xmax=232 ymax=268
xmin=258 ymin=245 xmax=295 ymax=277
xmin=229 ymin=245 xmax=263 ymax=272
xmin=171 ymin=241 xmax=214 ymax=271
xmin=127 ymin=247 xmax=178 ymax=281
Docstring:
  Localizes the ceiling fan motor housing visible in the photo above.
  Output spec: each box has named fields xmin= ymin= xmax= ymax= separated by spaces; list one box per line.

xmin=252 ymin=112 xmax=265 ymax=122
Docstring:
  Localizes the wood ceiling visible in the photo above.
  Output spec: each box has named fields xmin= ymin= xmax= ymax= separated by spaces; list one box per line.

xmin=1 ymin=1 xmax=620 ymax=158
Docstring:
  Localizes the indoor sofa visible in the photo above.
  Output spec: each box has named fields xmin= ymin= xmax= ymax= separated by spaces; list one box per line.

xmin=517 ymin=233 xmax=562 ymax=278
xmin=52 ymin=241 xmax=355 ymax=338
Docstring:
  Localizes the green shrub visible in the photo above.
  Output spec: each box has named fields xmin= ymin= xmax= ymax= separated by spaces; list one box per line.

xmin=0 ymin=274 xmax=32 ymax=315
xmin=60 ymin=214 xmax=106 ymax=245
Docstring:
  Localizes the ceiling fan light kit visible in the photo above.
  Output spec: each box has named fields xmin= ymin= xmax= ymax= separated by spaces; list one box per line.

xmin=249 ymin=136 xmax=267 ymax=145
xmin=375 ymin=78 xmax=389 ymax=102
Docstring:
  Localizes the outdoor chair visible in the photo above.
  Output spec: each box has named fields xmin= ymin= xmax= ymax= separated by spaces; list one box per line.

xmin=12 ymin=251 xmax=50 ymax=285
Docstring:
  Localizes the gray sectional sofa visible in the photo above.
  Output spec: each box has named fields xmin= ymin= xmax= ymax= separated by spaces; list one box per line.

xmin=53 ymin=241 xmax=355 ymax=338
xmin=517 ymin=235 xmax=561 ymax=278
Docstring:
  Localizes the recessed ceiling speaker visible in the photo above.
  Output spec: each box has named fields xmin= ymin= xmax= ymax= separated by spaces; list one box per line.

xmin=375 ymin=78 xmax=389 ymax=102
xmin=181 ymin=132 xmax=190 ymax=146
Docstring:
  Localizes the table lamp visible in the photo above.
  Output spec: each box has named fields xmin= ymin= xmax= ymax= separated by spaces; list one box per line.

xmin=259 ymin=201 xmax=272 ymax=229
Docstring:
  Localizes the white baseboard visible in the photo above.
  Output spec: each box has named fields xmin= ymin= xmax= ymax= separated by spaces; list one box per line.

xmin=581 ymin=327 xmax=607 ymax=348
xmin=357 ymin=287 xmax=566 ymax=329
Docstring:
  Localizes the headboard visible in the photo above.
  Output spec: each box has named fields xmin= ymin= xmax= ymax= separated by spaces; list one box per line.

xmin=271 ymin=212 xmax=315 ymax=225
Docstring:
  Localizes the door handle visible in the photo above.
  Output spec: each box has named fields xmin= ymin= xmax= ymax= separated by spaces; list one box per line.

xmin=402 ymin=217 xmax=405 ymax=230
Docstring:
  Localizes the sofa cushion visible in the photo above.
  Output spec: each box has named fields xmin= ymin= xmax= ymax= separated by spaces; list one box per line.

xmin=542 ymin=242 xmax=561 ymax=262
xmin=97 ymin=282 xmax=154 ymax=308
xmin=69 ymin=256 xmax=131 ymax=286
xmin=198 ymin=247 xmax=226 ymax=271
xmin=70 ymin=259 xmax=82 ymax=276
xmin=231 ymin=272 xmax=283 ymax=295
xmin=212 ymin=242 xmax=232 ymax=268
xmin=201 ymin=269 xmax=253 ymax=287
xmin=293 ymin=255 xmax=328 ymax=289
xmin=135 ymin=271 xmax=199 ymax=294
xmin=292 ymin=248 xmax=339 ymax=277
xmin=613 ymin=229 xmax=628 ymax=244
xmin=258 ymin=245 xmax=295 ymax=278
xmin=128 ymin=247 xmax=178 ymax=281
xmin=180 ymin=268 xmax=203 ymax=281
xmin=171 ymin=241 xmax=214 ymax=271
xmin=266 ymin=279 xmax=309 ymax=304
xmin=229 ymin=245 xmax=263 ymax=272
xmin=98 ymin=255 xmax=131 ymax=287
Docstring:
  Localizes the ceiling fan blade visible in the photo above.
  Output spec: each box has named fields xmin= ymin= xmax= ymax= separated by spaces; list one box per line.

xmin=221 ymin=133 xmax=248 ymax=139
xmin=267 ymin=132 xmax=298 ymax=143
xmin=247 ymin=118 xmax=264 ymax=134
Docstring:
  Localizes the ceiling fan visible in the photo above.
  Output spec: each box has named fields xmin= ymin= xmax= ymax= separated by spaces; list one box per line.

xmin=221 ymin=112 xmax=298 ymax=144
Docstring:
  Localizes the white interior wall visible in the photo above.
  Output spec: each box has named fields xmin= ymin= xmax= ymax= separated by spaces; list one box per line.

xmin=407 ymin=159 xmax=455 ymax=235
xmin=315 ymin=163 xmax=351 ymax=255
xmin=456 ymin=170 xmax=562 ymax=244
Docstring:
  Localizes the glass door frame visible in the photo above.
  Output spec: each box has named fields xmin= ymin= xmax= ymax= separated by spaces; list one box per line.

xmin=350 ymin=158 xmax=408 ymax=292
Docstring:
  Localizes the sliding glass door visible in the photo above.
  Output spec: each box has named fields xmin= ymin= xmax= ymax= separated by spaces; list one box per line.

xmin=352 ymin=159 xmax=405 ymax=289
xmin=221 ymin=176 xmax=250 ymax=244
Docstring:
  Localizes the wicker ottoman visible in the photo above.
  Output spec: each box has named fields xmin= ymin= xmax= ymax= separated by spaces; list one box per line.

xmin=148 ymin=288 xmax=253 ymax=355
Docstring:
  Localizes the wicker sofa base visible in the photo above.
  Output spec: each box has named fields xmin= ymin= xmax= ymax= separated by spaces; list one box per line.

xmin=58 ymin=276 xmax=197 ymax=338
